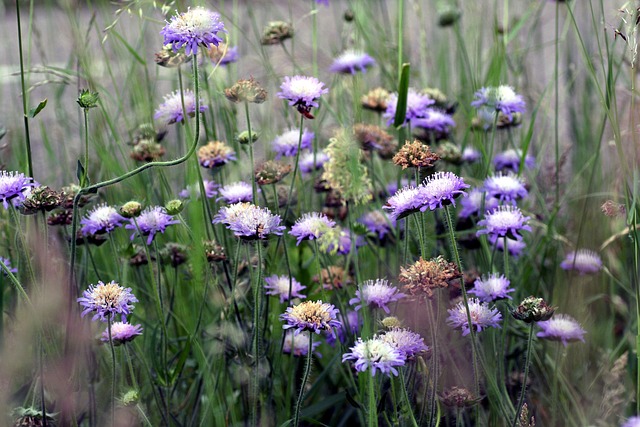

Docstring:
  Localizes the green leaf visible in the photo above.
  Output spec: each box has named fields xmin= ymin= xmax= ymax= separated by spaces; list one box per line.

xmin=393 ymin=63 xmax=411 ymax=128
xmin=28 ymin=99 xmax=47 ymax=118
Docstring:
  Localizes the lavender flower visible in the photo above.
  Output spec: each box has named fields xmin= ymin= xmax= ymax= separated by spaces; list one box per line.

xmin=412 ymin=108 xmax=456 ymax=134
xmin=319 ymin=227 xmax=365 ymax=255
xmin=264 ymin=275 xmax=306 ymax=303
xmin=154 ymin=90 xmax=208 ymax=126
xmin=469 ymin=273 xmax=514 ymax=302
xmin=447 ymin=298 xmax=502 ymax=336
xmin=471 ymin=85 xmax=526 ymax=120
xmin=198 ymin=141 xmax=237 ymax=169
xmin=358 ymin=210 xmax=395 ymax=240
xmin=80 ymin=204 xmax=127 ymax=236
xmin=101 ymin=322 xmax=143 ymax=345
xmin=560 ymin=249 xmax=603 ymax=275
xmin=78 ymin=280 xmax=138 ymax=322
xmin=461 ymin=147 xmax=481 ymax=163
xmin=214 ymin=203 xmax=285 ymax=240
xmin=179 ymin=180 xmax=219 ymax=199
xmin=300 ymin=151 xmax=330 ymax=174
xmin=420 ymin=171 xmax=469 ymax=211
xmin=349 ymin=279 xmax=405 ymax=314
xmin=476 ymin=205 xmax=532 ymax=241
xmin=0 ymin=171 xmax=36 ymax=209
xmin=383 ymin=88 xmax=435 ymax=126
xmin=272 ymin=128 xmax=314 ymax=158
xmin=536 ymin=314 xmax=586 ymax=346
xmin=489 ymin=234 xmax=527 ymax=258
xmin=316 ymin=0 xmax=329 ymax=5
xmin=125 ymin=206 xmax=180 ymax=245
xmin=283 ymin=330 xmax=321 ymax=357
xmin=384 ymin=185 xmax=426 ymax=220
xmin=493 ymin=149 xmax=535 ymax=172
xmin=277 ymin=75 xmax=328 ymax=118
xmin=217 ymin=181 xmax=255 ymax=204
xmin=161 ymin=7 xmax=226 ymax=55
xmin=483 ymin=173 xmax=528 ymax=202
xmin=621 ymin=417 xmax=640 ymax=427
xmin=329 ymin=50 xmax=376 ymax=74
xmin=326 ymin=310 xmax=360 ymax=346
xmin=384 ymin=178 xmax=411 ymax=198
xmin=380 ymin=328 xmax=429 ymax=358
xmin=0 ymin=257 xmax=17 ymax=276
xmin=342 ymin=337 xmax=406 ymax=376
xmin=206 ymin=43 xmax=238 ymax=65
xmin=289 ymin=212 xmax=336 ymax=245
xmin=281 ymin=300 xmax=341 ymax=335
xmin=458 ymin=188 xmax=499 ymax=219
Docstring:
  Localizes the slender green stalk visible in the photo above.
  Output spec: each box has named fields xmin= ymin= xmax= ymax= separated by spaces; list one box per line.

xmin=252 ymin=241 xmax=265 ymax=427
xmin=15 ymin=0 xmax=33 ymax=177
xmin=503 ymin=236 xmax=510 ymax=279
xmin=293 ymin=334 xmax=314 ymax=427
xmin=368 ymin=372 xmax=377 ymax=427
xmin=511 ymin=323 xmax=535 ymax=427
xmin=396 ymin=0 xmax=404 ymax=81
xmin=399 ymin=368 xmax=419 ymax=427
xmin=107 ymin=317 xmax=116 ymax=427
xmin=282 ymin=115 xmax=306 ymax=221
xmin=82 ymin=108 xmax=90 ymax=187
xmin=245 ymin=101 xmax=258 ymax=203
xmin=0 ymin=258 xmax=31 ymax=306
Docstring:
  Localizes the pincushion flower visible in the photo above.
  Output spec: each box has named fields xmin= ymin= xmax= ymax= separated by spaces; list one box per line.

xmin=272 ymin=128 xmax=314 ymax=158
xmin=0 ymin=171 xmax=36 ymax=209
xmin=342 ymin=337 xmax=406 ymax=376
xmin=206 ymin=43 xmax=238 ymax=66
xmin=329 ymin=50 xmax=376 ymax=74
xmin=217 ymin=181 xmax=255 ymax=204
xmin=125 ymin=206 xmax=180 ymax=245
xmin=412 ymin=108 xmax=456 ymax=134
xmin=283 ymin=330 xmax=321 ymax=357
xmin=197 ymin=140 xmax=237 ymax=169
xmin=300 ymin=151 xmax=330 ymax=174
xmin=179 ymin=179 xmax=218 ymax=199
xmin=264 ymin=275 xmax=306 ymax=303
xmin=420 ymin=171 xmax=469 ymax=211
xmin=280 ymin=300 xmax=341 ymax=335
xmin=493 ymin=148 xmax=535 ymax=172
xmin=154 ymin=90 xmax=208 ymax=126
xmin=447 ymin=298 xmax=502 ymax=335
xmin=461 ymin=147 xmax=481 ymax=163
xmin=78 ymin=280 xmax=138 ymax=322
xmin=289 ymin=212 xmax=336 ymax=245
xmin=80 ymin=204 xmax=127 ymax=236
xmin=483 ymin=173 xmax=528 ymax=202
xmin=384 ymin=185 xmax=426 ymax=221
xmin=214 ymin=203 xmax=285 ymax=240
xmin=277 ymin=75 xmax=328 ymax=118
xmin=101 ymin=322 xmax=143 ymax=345
xmin=458 ymin=188 xmax=499 ymax=219
xmin=161 ymin=7 xmax=226 ymax=55
xmin=489 ymin=234 xmax=527 ymax=258
xmin=560 ymin=249 xmax=603 ymax=275
xmin=326 ymin=310 xmax=360 ymax=345
xmin=536 ymin=314 xmax=586 ymax=346
xmin=477 ymin=205 xmax=532 ymax=241
xmin=383 ymin=88 xmax=435 ymax=126
xmin=349 ymin=279 xmax=405 ymax=314
xmin=471 ymin=85 xmax=526 ymax=120
xmin=469 ymin=273 xmax=514 ymax=302
xmin=380 ymin=328 xmax=429 ymax=358
xmin=358 ymin=210 xmax=395 ymax=240
xmin=621 ymin=417 xmax=640 ymax=427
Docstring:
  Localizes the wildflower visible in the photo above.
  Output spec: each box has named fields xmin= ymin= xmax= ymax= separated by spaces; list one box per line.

xmin=78 ymin=280 xmax=138 ymax=322
xmin=160 ymin=243 xmax=189 ymax=267
xmin=217 ymin=181 xmax=255 ymax=204
xmin=280 ymin=300 xmax=341 ymax=335
xmin=256 ymin=161 xmax=292 ymax=185
xmin=101 ymin=322 xmax=143 ymax=345
xmin=483 ymin=173 xmax=528 ymax=202
xmin=272 ymin=128 xmax=314 ymax=158
xmin=283 ymin=330 xmax=321 ymax=357
xmin=206 ymin=43 xmax=238 ymax=66
xmin=621 ymin=417 xmax=640 ymax=427
xmin=125 ymin=206 xmax=180 ymax=245
xmin=261 ymin=21 xmax=294 ymax=45
xmin=197 ymin=141 xmax=237 ymax=168
xmin=11 ymin=407 xmax=56 ymax=427
xmin=342 ymin=337 xmax=405 ymax=376
xmin=420 ymin=171 xmax=469 ymax=211
xmin=329 ymin=50 xmax=376 ymax=74
xmin=560 ymin=249 xmax=603 ymax=275
xmin=380 ymin=328 xmax=428 ymax=358
xmin=154 ymin=90 xmax=208 ymax=126
xmin=179 ymin=180 xmax=219 ymax=199
xmin=461 ymin=147 xmax=481 ymax=163
xmin=0 ymin=257 xmax=17 ymax=276
xmin=493 ymin=148 xmax=535 ymax=172
xmin=353 ymin=123 xmax=395 ymax=153
xmin=214 ymin=203 xmax=285 ymax=240
xmin=439 ymin=387 xmax=480 ymax=408
xmin=392 ymin=140 xmax=440 ymax=169
xmin=601 ymin=200 xmax=626 ymax=218
xmin=458 ymin=188 xmax=499 ymax=219
xmin=224 ymin=77 xmax=267 ymax=104
xmin=277 ymin=75 xmax=328 ymax=118
xmin=130 ymin=140 xmax=165 ymax=162
xmin=161 ymin=7 xmax=226 ymax=55
xmin=80 ymin=204 xmax=127 ymax=236
xmin=477 ymin=205 xmax=532 ymax=241
xmin=383 ymin=88 xmax=435 ymax=126
xmin=358 ymin=210 xmax=395 ymax=241
xmin=511 ymin=296 xmax=556 ymax=323
xmin=47 ymin=209 xmax=73 ymax=226
xmin=264 ymin=275 xmax=306 ymax=303
xmin=361 ymin=87 xmax=390 ymax=112
xmin=165 ymin=199 xmax=183 ymax=215
xmin=412 ymin=108 xmax=456 ymax=134
xmin=155 ymin=45 xmax=191 ymax=67
xmin=469 ymin=273 xmax=514 ymax=302
xmin=447 ymin=298 xmax=502 ymax=336
xmin=77 ymin=89 xmax=99 ymax=109
xmin=471 ymin=85 xmax=526 ymax=121
xmin=289 ymin=212 xmax=335 ymax=245
xmin=536 ymin=314 xmax=586 ymax=346
xmin=203 ymin=240 xmax=226 ymax=262
xmin=0 ymin=171 xmax=36 ymax=209
xmin=399 ymin=256 xmax=461 ymax=299
xmin=349 ymin=279 xmax=405 ymax=314
xmin=313 ymin=265 xmax=353 ymax=290
xmin=384 ymin=185 xmax=425 ymax=221
xmin=300 ymin=151 xmax=330 ymax=175
xmin=19 ymin=186 xmax=63 ymax=214
xmin=489 ymin=234 xmax=527 ymax=258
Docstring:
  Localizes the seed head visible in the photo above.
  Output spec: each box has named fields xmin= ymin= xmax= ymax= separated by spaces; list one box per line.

xmin=224 ymin=77 xmax=267 ymax=104
xmin=261 ymin=21 xmax=294 ymax=45
xmin=511 ymin=296 xmax=556 ymax=323
xmin=399 ymin=256 xmax=461 ymax=299
xmin=393 ymin=140 xmax=440 ymax=169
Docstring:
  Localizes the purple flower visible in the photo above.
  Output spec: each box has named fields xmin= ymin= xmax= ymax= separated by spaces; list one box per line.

xmin=80 ymin=204 xmax=127 ymax=236
xmin=326 ymin=310 xmax=360 ymax=346
xmin=493 ymin=149 xmax=535 ymax=172
xmin=272 ymin=128 xmax=314 ymax=158
xmin=125 ymin=206 xmax=180 ymax=245
xmin=458 ymin=188 xmax=499 ymax=219
xmin=214 ymin=202 xmax=285 ymax=240
xmin=78 ymin=280 xmax=138 ymax=322
xmin=461 ymin=147 xmax=481 ymax=163
xmin=489 ymin=234 xmax=527 ymax=258
xmin=316 ymin=0 xmax=329 ymax=5
xmin=621 ymin=417 xmax=640 ymax=427
xmin=101 ymin=322 xmax=143 ymax=345
xmin=384 ymin=185 xmax=425 ymax=221
xmin=283 ymin=330 xmax=322 ymax=357
xmin=380 ymin=328 xmax=429 ymax=358
xmin=536 ymin=314 xmax=586 ymax=346
xmin=342 ymin=337 xmax=406 ymax=376
xmin=198 ymin=141 xmax=237 ymax=169
xmin=477 ymin=205 xmax=532 ymax=241
xmin=277 ymin=75 xmax=328 ymax=118
xmin=300 ymin=151 xmax=330 ymax=174
xmin=217 ymin=181 xmax=255 ymax=204
xmin=0 ymin=171 xmax=36 ymax=209
xmin=420 ymin=171 xmax=470 ymax=211
xmin=358 ymin=210 xmax=395 ymax=240
xmin=161 ymin=7 xmax=226 ymax=55
xmin=385 ymin=178 xmax=411 ymax=198
xmin=483 ymin=173 xmax=528 ymax=202
xmin=179 ymin=180 xmax=219 ymax=199
xmin=154 ymin=90 xmax=208 ymax=126
xmin=281 ymin=300 xmax=341 ymax=335
xmin=412 ymin=108 xmax=456 ymax=133
xmin=471 ymin=85 xmax=526 ymax=120
xmin=0 ymin=257 xmax=17 ymax=276
xmin=329 ymin=50 xmax=376 ymax=74
xmin=560 ymin=249 xmax=603 ymax=275
xmin=469 ymin=273 xmax=514 ymax=302
xmin=289 ymin=212 xmax=336 ymax=245
xmin=264 ymin=275 xmax=306 ymax=303
xmin=349 ymin=279 xmax=405 ymax=314
xmin=447 ymin=298 xmax=502 ymax=336
xmin=383 ymin=88 xmax=435 ymax=126
xmin=207 ymin=44 xmax=239 ymax=65
xmin=321 ymin=228 xmax=365 ymax=255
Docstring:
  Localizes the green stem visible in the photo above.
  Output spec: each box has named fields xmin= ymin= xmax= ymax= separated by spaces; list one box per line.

xmin=282 ymin=115 xmax=305 ymax=221
xmin=108 ymin=316 xmax=116 ymax=427
xmin=399 ymin=368 xmax=419 ymax=427
xmin=293 ymin=334 xmax=313 ymax=427
xmin=15 ymin=0 xmax=33 ymax=178
xmin=252 ymin=241 xmax=264 ymax=427
xmin=368 ymin=372 xmax=377 ymax=427
xmin=82 ymin=108 xmax=90 ymax=186
xmin=245 ymin=101 xmax=258 ymax=203
xmin=503 ymin=236 xmax=509 ymax=279
xmin=511 ymin=323 xmax=534 ymax=427
xmin=0 ymin=258 xmax=31 ymax=306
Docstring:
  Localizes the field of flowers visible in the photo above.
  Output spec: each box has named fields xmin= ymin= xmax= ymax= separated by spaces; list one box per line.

xmin=0 ymin=0 xmax=638 ymax=425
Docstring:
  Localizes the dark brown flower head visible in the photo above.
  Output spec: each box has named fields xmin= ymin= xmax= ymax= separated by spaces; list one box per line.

xmin=12 ymin=406 xmax=56 ymax=427
xmin=324 ymin=189 xmax=346 ymax=208
xmin=130 ymin=123 xmax=166 ymax=145
xmin=511 ymin=296 xmax=556 ymax=323
xmin=313 ymin=265 xmax=353 ymax=290
xmin=439 ymin=387 xmax=481 ymax=408
xmin=74 ymin=230 xmax=107 ymax=247
xmin=129 ymin=247 xmax=149 ymax=267
xmin=313 ymin=178 xmax=332 ymax=193
xmin=224 ymin=77 xmax=267 ymax=104
xmin=601 ymin=200 xmax=626 ymax=218
xmin=437 ymin=4 xmax=462 ymax=27
xmin=61 ymin=184 xmax=95 ymax=209
xmin=206 ymin=42 xmax=233 ymax=65
xmin=161 ymin=243 xmax=188 ymax=267
xmin=354 ymin=123 xmax=396 ymax=153
xmin=130 ymin=140 xmax=166 ymax=162
xmin=260 ymin=21 xmax=294 ymax=45
xmin=47 ymin=209 xmax=73 ymax=226
xmin=155 ymin=45 xmax=191 ymax=68
xmin=392 ymin=140 xmax=440 ymax=170
xmin=399 ymin=256 xmax=462 ymax=299
xmin=256 ymin=160 xmax=292 ymax=185
xmin=204 ymin=240 xmax=226 ymax=263
xmin=361 ymin=87 xmax=390 ymax=112
xmin=435 ymin=141 xmax=462 ymax=165
xmin=471 ymin=112 xmax=522 ymax=131
xmin=19 ymin=186 xmax=63 ymax=214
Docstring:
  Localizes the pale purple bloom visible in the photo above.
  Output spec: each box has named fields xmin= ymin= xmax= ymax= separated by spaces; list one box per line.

xmin=560 ymin=249 xmax=603 ymax=275
xmin=536 ymin=314 xmax=586 ymax=346
xmin=218 ymin=46 xmax=238 ymax=65
xmin=80 ymin=204 xmax=127 ymax=236
xmin=300 ymin=151 xmax=329 ymax=174
xmin=161 ymin=7 xmax=226 ymax=55
xmin=385 ymin=178 xmax=411 ymax=198
xmin=316 ymin=0 xmax=329 ymax=5
xmin=471 ymin=85 xmax=526 ymax=120
xmin=217 ymin=181 xmax=255 ymax=204
xmin=349 ymin=279 xmax=405 ymax=314
xmin=272 ymin=128 xmax=314 ymax=158
xmin=290 ymin=212 xmax=336 ymax=245
xmin=477 ymin=205 xmax=532 ymax=241
xmin=358 ymin=210 xmax=395 ymax=240
xmin=283 ymin=330 xmax=321 ymax=357
xmin=420 ymin=171 xmax=469 ymax=211
xmin=324 ymin=228 xmax=365 ymax=255
xmin=0 ymin=171 xmax=36 ymax=209
xmin=483 ymin=173 xmax=528 ymax=202
xmin=78 ymin=280 xmax=138 ymax=323
xmin=214 ymin=202 xmax=285 ymax=240
xmin=462 ymin=147 xmax=481 ymax=163
xmin=179 ymin=180 xmax=219 ymax=199
xmin=264 ymin=275 xmax=306 ymax=303
xmin=329 ymin=50 xmax=376 ymax=74
xmin=383 ymin=88 xmax=435 ymax=126
xmin=125 ymin=206 xmax=180 ymax=245
xmin=493 ymin=149 xmax=535 ymax=172
xmin=384 ymin=185 xmax=425 ymax=220
xmin=281 ymin=300 xmax=341 ymax=335
xmin=447 ymin=298 xmax=502 ymax=336
xmin=101 ymin=322 xmax=143 ymax=345
xmin=326 ymin=310 xmax=360 ymax=346
xmin=621 ymin=416 xmax=640 ymax=427
xmin=154 ymin=90 xmax=208 ymax=125
xmin=458 ymin=188 xmax=499 ymax=219
xmin=0 ymin=257 xmax=17 ymax=276
xmin=342 ymin=337 xmax=406 ymax=376
xmin=277 ymin=75 xmax=328 ymax=118
xmin=489 ymin=234 xmax=527 ymax=258
xmin=380 ymin=328 xmax=429 ymax=358
xmin=412 ymin=108 xmax=456 ymax=133
xmin=469 ymin=273 xmax=514 ymax=302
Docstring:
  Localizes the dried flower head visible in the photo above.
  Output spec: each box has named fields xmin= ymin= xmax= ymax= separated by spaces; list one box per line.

xmin=439 ymin=387 xmax=481 ymax=408
xmin=203 ymin=240 xmax=226 ymax=262
xmin=313 ymin=265 xmax=353 ymax=290
xmin=255 ymin=161 xmax=292 ymax=185
xmin=11 ymin=407 xmax=56 ymax=427
xmin=161 ymin=7 xmax=226 ymax=55
xmin=155 ymin=44 xmax=191 ymax=68
xmin=361 ymin=87 xmax=390 ymax=112
xmin=224 ymin=77 xmax=267 ymax=104
xmin=399 ymin=256 xmax=462 ymax=299
xmin=393 ymin=140 xmax=440 ymax=169
xmin=280 ymin=300 xmax=341 ymax=335
xmin=160 ymin=242 xmax=189 ymax=267
xmin=197 ymin=141 xmax=237 ymax=168
xmin=206 ymin=43 xmax=238 ymax=66
xmin=130 ymin=139 xmax=166 ymax=162
xmin=19 ymin=186 xmax=62 ymax=214
xmin=78 ymin=280 xmax=138 ymax=322
xmin=601 ymin=200 xmax=626 ymax=218
xmin=261 ymin=21 xmax=294 ymax=45
xmin=354 ymin=123 xmax=395 ymax=153
xmin=511 ymin=296 xmax=556 ymax=323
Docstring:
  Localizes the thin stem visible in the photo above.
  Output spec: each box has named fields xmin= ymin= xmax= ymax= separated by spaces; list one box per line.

xmin=252 ymin=241 xmax=264 ymax=427
xmin=82 ymin=108 xmax=90 ymax=186
xmin=0 ymin=258 xmax=31 ymax=306
xmin=511 ymin=323 xmax=535 ymax=427
xmin=368 ymin=372 xmax=377 ymax=427
xmin=399 ymin=368 xmax=419 ymax=427
xmin=15 ymin=0 xmax=33 ymax=177
xmin=108 ymin=317 xmax=116 ymax=427
xmin=503 ymin=236 xmax=510 ymax=279
xmin=245 ymin=101 xmax=258 ymax=203
xmin=282 ymin=115 xmax=305 ymax=221
xmin=293 ymin=334 xmax=313 ymax=427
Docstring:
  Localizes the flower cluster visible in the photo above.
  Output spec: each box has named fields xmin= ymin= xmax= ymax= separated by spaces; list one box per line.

xmin=214 ymin=203 xmax=285 ymax=240
xmin=161 ymin=7 xmax=226 ymax=55
xmin=281 ymin=300 xmax=341 ymax=335
xmin=349 ymin=279 xmax=405 ymax=314
xmin=0 ymin=171 xmax=36 ymax=209
xmin=447 ymin=298 xmax=502 ymax=335
xmin=264 ymin=275 xmax=306 ymax=303
xmin=154 ymin=90 xmax=208 ymax=126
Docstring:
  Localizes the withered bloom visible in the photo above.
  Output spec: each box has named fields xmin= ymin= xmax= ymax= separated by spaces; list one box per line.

xmin=255 ymin=160 xmax=292 ymax=186
xmin=204 ymin=240 xmax=226 ymax=263
xmin=361 ymin=87 xmax=390 ymax=112
xmin=511 ymin=296 xmax=556 ymax=323
xmin=161 ymin=243 xmax=189 ymax=268
xmin=260 ymin=21 xmax=294 ymax=45
xmin=224 ymin=77 xmax=267 ymax=104
xmin=392 ymin=140 xmax=440 ymax=170
xmin=399 ymin=256 xmax=461 ymax=299
xmin=155 ymin=45 xmax=191 ymax=68
xmin=19 ymin=186 xmax=63 ymax=214
xmin=601 ymin=200 xmax=626 ymax=218
xmin=313 ymin=265 xmax=353 ymax=290
xmin=130 ymin=140 xmax=166 ymax=162
xmin=439 ymin=387 xmax=481 ymax=408
xmin=354 ymin=123 xmax=395 ymax=152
